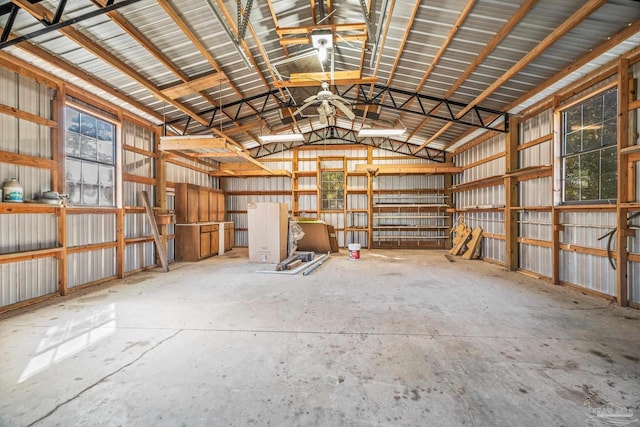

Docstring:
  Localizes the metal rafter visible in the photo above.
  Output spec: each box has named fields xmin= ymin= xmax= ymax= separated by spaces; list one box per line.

xmin=249 ymin=125 xmax=446 ymax=161
xmin=1 ymin=0 xmax=142 ymax=49
xmin=164 ymin=85 xmax=508 ymax=134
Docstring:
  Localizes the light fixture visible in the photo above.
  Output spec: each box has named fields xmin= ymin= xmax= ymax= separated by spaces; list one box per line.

xmin=358 ymin=128 xmax=405 ymax=137
xmin=311 ymin=29 xmax=333 ymax=63
xmin=259 ymin=134 xmax=305 ymax=143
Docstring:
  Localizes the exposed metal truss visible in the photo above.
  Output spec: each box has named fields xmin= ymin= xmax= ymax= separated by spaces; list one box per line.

xmin=166 ymin=85 xmax=508 ymax=135
xmin=165 ymin=89 xmax=295 ymax=128
xmin=0 ymin=0 xmax=143 ymax=48
xmin=249 ymin=125 xmax=446 ymax=161
xmin=341 ymin=84 xmax=509 ymax=133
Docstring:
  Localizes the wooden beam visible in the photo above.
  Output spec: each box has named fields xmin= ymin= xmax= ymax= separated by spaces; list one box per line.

xmin=276 ymin=23 xmax=367 ymax=35
xmin=457 ymin=0 xmax=607 ymax=119
xmin=159 ymin=135 xmax=227 ymax=151
xmin=0 ymin=103 xmax=57 ymax=127
xmin=0 ymin=150 xmax=57 ymax=170
xmin=505 ymin=19 xmax=640 ymax=113
xmin=279 ymin=34 xmax=366 ymax=46
xmin=617 ymin=58 xmax=630 ymax=307
xmin=0 ymin=247 xmax=63 ymax=265
xmin=211 ymin=169 xmax=291 ymax=177
xmin=8 ymin=0 xmax=237 ymax=147
xmin=355 ymin=163 xmax=461 ymax=174
xmin=275 ymin=76 xmax=377 ymax=88
xmin=161 ymin=73 xmax=227 ymax=100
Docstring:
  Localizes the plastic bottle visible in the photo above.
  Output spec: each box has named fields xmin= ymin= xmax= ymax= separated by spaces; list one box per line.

xmin=3 ymin=178 xmax=24 ymax=202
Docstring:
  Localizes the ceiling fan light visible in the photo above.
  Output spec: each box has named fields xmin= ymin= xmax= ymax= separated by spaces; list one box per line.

xmin=259 ymin=134 xmax=305 ymax=142
xmin=358 ymin=128 xmax=406 ymax=137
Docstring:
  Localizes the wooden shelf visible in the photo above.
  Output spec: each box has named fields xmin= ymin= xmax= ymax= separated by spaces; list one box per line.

xmin=0 ymin=202 xmax=61 ymax=214
xmin=373 ymin=215 xmax=448 ymax=219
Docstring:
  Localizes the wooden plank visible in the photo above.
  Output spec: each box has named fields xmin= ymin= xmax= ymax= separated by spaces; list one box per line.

xmin=517 ymin=134 xmax=553 ymax=151
xmin=0 ymin=103 xmax=57 ymax=127
xmin=0 ymin=150 xmax=57 ymax=170
xmin=116 ymin=208 xmax=125 ymax=279
xmin=0 ymin=247 xmax=63 ymax=264
xmin=461 ymin=151 xmax=505 ymax=171
xmin=456 ymin=0 xmax=607 ymax=119
xmin=462 ymin=227 xmax=483 ymax=259
xmin=141 ymin=191 xmax=169 ymax=272
xmin=276 ymin=76 xmax=377 ymax=88
xmin=161 ymin=72 xmax=226 ymax=99
xmin=355 ymin=163 xmax=461 ymax=174
xmin=449 ymin=226 xmax=472 ymax=255
xmin=617 ymin=58 xmax=631 ymax=307
xmin=517 ymin=237 xmax=553 ymax=248
xmin=159 ymin=135 xmax=227 ymax=151
xmin=276 ymin=23 xmax=367 ymax=35
xmin=67 ymin=241 xmax=118 ymax=254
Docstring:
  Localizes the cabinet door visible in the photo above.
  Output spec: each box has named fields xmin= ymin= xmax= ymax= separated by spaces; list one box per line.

xmin=217 ymin=193 xmax=225 ymax=221
xmin=198 ymin=189 xmax=209 ymax=222
xmin=200 ymin=230 xmax=211 ymax=258
xmin=211 ymin=230 xmax=219 ymax=255
xmin=225 ymin=225 xmax=234 ymax=250
xmin=208 ymin=191 xmax=218 ymax=222
xmin=187 ymin=188 xmax=199 ymax=223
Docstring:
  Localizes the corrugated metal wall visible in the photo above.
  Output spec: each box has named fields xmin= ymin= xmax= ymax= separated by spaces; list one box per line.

xmin=0 ymin=69 xmax=59 ymax=306
xmin=517 ymin=109 xmax=553 ymax=277
xmin=454 ymin=133 xmax=506 ymax=263
xmin=226 ymin=176 xmax=292 ymax=247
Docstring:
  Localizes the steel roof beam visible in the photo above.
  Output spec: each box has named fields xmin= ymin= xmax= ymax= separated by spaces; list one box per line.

xmin=249 ymin=125 xmax=446 ymax=161
xmin=0 ymin=0 xmax=142 ymax=50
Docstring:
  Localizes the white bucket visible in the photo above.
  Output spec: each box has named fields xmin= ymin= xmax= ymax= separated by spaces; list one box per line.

xmin=348 ymin=243 xmax=361 ymax=260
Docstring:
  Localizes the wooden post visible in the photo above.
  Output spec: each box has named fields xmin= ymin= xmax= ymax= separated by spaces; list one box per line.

xmin=552 ymin=208 xmax=561 ymax=285
xmin=154 ymin=127 xmax=168 ymax=267
xmin=116 ymin=208 xmax=125 ymax=278
xmin=552 ymin=95 xmax=562 ymax=285
xmin=292 ymin=148 xmax=299 ymax=215
xmin=367 ymin=147 xmax=373 ymax=249
xmin=52 ymin=84 xmax=67 ymax=295
xmin=443 ymin=152 xmax=453 ymax=250
xmin=505 ymin=116 xmax=519 ymax=270
xmin=616 ymin=58 xmax=630 ymax=306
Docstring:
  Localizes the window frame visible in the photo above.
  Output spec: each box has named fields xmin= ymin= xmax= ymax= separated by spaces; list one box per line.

xmin=320 ymin=170 xmax=345 ymax=211
xmin=560 ymin=87 xmax=618 ymax=204
xmin=64 ymin=104 xmax=119 ymax=208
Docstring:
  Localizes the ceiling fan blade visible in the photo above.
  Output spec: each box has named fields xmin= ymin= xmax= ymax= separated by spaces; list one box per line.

xmin=329 ymin=94 xmax=351 ymax=104
xmin=331 ymin=100 xmax=355 ymax=120
xmin=303 ymin=94 xmax=318 ymax=103
xmin=293 ymin=101 xmax=317 ymax=116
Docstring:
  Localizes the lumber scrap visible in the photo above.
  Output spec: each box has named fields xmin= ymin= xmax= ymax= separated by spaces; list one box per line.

xmin=462 ymin=227 xmax=483 ymax=260
xmin=449 ymin=226 xmax=472 ymax=255
xmin=141 ymin=190 xmax=169 ymax=272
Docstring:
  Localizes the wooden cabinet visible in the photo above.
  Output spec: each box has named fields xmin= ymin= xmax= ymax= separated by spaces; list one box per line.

xmin=223 ymin=222 xmax=234 ymax=250
xmin=208 ymin=191 xmax=218 ymax=222
xmin=217 ymin=192 xmax=225 ymax=221
xmin=175 ymin=183 xmax=225 ymax=224
xmin=175 ymin=223 xmax=219 ymax=261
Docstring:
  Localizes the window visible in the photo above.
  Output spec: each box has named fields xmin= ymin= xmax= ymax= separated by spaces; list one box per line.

xmin=65 ymin=107 xmax=116 ymax=206
xmin=321 ymin=171 xmax=344 ymax=210
xmin=562 ymin=88 xmax=617 ymax=202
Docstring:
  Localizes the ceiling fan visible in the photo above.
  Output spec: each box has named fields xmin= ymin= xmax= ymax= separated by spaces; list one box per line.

xmin=293 ymin=82 xmax=355 ymax=124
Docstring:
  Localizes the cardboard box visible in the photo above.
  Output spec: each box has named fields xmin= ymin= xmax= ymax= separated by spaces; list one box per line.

xmin=248 ymin=202 xmax=289 ymax=263
xmin=296 ymin=222 xmax=339 ymax=254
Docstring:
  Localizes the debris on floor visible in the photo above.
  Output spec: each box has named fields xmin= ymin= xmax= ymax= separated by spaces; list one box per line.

xmin=256 ymin=251 xmax=330 ymax=275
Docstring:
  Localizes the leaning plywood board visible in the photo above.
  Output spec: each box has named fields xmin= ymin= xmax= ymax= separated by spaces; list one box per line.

xmin=463 ymin=227 xmax=483 ymax=260
xmin=451 ymin=223 xmax=469 ymax=247
xmin=449 ymin=226 xmax=472 ymax=255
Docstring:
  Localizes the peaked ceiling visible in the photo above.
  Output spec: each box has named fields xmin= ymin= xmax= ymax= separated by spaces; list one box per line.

xmin=1 ymin=0 xmax=639 ymax=158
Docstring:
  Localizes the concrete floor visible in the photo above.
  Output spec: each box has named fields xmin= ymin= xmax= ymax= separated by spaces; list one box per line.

xmin=1 ymin=248 xmax=640 ymax=427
